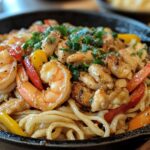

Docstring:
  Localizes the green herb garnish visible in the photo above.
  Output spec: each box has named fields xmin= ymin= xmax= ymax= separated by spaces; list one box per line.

xmin=89 ymin=97 xmax=94 ymax=105
xmin=81 ymin=44 xmax=90 ymax=52
xmin=112 ymin=32 xmax=118 ymax=38
xmin=47 ymin=37 xmax=56 ymax=44
xmin=67 ymin=63 xmax=90 ymax=81
xmin=22 ymin=32 xmax=43 ymax=50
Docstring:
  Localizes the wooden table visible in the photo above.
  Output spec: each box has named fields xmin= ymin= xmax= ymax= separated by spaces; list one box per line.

xmin=0 ymin=0 xmax=99 ymax=17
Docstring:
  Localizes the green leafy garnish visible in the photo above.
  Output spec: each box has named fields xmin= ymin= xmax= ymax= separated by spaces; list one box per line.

xmin=67 ymin=64 xmax=80 ymax=81
xmin=130 ymin=48 xmax=145 ymax=58
xmin=60 ymin=48 xmax=70 ymax=51
xmin=93 ymin=58 xmax=105 ymax=65
xmin=66 ymin=40 xmax=81 ymax=52
xmin=137 ymin=49 xmax=144 ymax=58
xmin=47 ymin=37 xmax=56 ymax=44
xmin=94 ymin=27 xmax=104 ymax=38
xmin=67 ymin=63 xmax=90 ymax=81
xmin=82 ymin=35 xmax=93 ymax=44
xmin=22 ymin=32 xmax=43 ymax=50
xmin=112 ymin=32 xmax=118 ymax=38
xmin=44 ymin=25 xmax=68 ymax=37
xmin=89 ymin=97 xmax=94 ymax=105
xmin=92 ymin=49 xmax=119 ymax=65
xmin=81 ymin=44 xmax=90 ymax=52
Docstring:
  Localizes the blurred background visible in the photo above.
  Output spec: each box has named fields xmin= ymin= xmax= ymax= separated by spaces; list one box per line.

xmin=0 ymin=0 xmax=99 ymax=16
xmin=0 ymin=0 xmax=150 ymax=24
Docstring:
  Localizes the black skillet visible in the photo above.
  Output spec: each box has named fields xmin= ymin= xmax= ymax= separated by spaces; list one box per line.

xmin=0 ymin=10 xmax=150 ymax=150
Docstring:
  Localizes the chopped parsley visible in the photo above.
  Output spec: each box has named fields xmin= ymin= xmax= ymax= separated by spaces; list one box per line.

xmin=81 ymin=44 xmax=90 ymax=52
xmin=47 ymin=37 xmax=56 ymax=44
xmin=137 ymin=49 xmax=144 ymax=58
xmin=44 ymin=25 xmax=68 ymax=37
xmin=22 ymin=32 xmax=43 ymax=50
xmin=94 ymin=27 xmax=104 ymax=38
xmin=49 ymin=54 xmax=58 ymax=61
xmin=67 ymin=63 xmax=90 ymax=81
xmin=89 ymin=97 xmax=94 ymax=105
xmin=130 ymin=48 xmax=146 ymax=58
xmin=112 ymin=31 xmax=118 ymax=38
xmin=92 ymin=48 xmax=119 ymax=65
xmin=82 ymin=35 xmax=93 ymax=44
xmin=60 ymin=48 xmax=70 ymax=51
xmin=67 ymin=64 xmax=80 ymax=81
xmin=66 ymin=40 xmax=81 ymax=52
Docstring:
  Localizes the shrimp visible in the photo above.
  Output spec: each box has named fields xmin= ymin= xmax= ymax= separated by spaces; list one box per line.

xmin=29 ymin=19 xmax=58 ymax=32
xmin=0 ymin=50 xmax=17 ymax=92
xmin=107 ymin=56 xmax=132 ymax=79
xmin=119 ymin=43 xmax=148 ymax=71
xmin=0 ymin=98 xmax=30 ymax=115
xmin=17 ymin=60 xmax=72 ymax=111
xmin=72 ymin=81 xmax=130 ymax=112
xmin=115 ymin=79 xmax=127 ymax=88
xmin=42 ymin=31 xmax=61 ymax=56
xmin=88 ymin=64 xmax=114 ymax=89
xmin=119 ymin=49 xmax=138 ymax=71
xmin=71 ymin=82 xmax=110 ymax=111
xmin=91 ymin=88 xmax=109 ymax=112
xmin=79 ymin=72 xmax=99 ymax=90
xmin=71 ymin=82 xmax=93 ymax=107
xmin=55 ymin=40 xmax=70 ymax=63
xmin=103 ymin=39 xmax=126 ymax=52
xmin=67 ymin=51 xmax=93 ymax=64
xmin=92 ymin=87 xmax=130 ymax=111
xmin=0 ymin=82 xmax=16 ymax=94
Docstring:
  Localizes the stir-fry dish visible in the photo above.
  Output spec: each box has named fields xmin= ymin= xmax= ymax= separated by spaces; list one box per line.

xmin=0 ymin=19 xmax=149 ymax=140
xmin=108 ymin=0 xmax=150 ymax=12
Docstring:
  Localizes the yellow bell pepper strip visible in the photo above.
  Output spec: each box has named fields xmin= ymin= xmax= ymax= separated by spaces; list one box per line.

xmin=129 ymin=107 xmax=150 ymax=131
xmin=30 ymin=50 xmax=48 ymax=72
xmin=0 ymin=112 xmax=27 ymax=136
xmin=118 ymin=34 xmax=141 ymax=43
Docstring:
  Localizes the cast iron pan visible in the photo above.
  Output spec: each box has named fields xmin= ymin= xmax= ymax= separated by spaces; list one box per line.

xmin=0 ymin=10 xmax=150 ymax=150
xmin=97 ymin=0 xmax=150 ymax=23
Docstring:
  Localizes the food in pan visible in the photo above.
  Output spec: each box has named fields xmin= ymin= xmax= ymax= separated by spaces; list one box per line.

xmin=0 ymin=19 xmax=149 ymax=140
xmin=108 ymin=0 xmax=150 ymax=12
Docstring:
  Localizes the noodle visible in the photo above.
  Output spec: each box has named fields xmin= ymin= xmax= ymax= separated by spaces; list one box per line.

xmin=69 ymin=99 xmax=108 ymax=137
xmin=47 ymin=122 xmax=84 ymax=140
xmin=110 ymin=114 xmax=126 ymax=133
xmin=66 ymin=129 xmax=75 ymax=140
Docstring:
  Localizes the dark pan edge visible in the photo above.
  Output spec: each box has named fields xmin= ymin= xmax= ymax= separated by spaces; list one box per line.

xmin=0 ymin=9 xmax=150 ymax=42
xmin=1 ymin=9 xmax=150 ymax=29
xmin=0 ymin=125 xmax=150 ymax=147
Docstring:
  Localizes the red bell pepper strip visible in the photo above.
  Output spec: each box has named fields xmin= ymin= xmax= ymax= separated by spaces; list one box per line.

xmin=44 ymin=19 xmax=53 ymax=25
xmin=23 ymin=57 xmax=43 ymax=90
xmin=8 ymin=45 xmax=22 ymax=61
xmin=104 ymin=83 xmax=145 ymax=123
xmin=127 ymin=63 xmax=150 ymax=92
xmin=37 ymin=25 xmax=46 ymax=32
